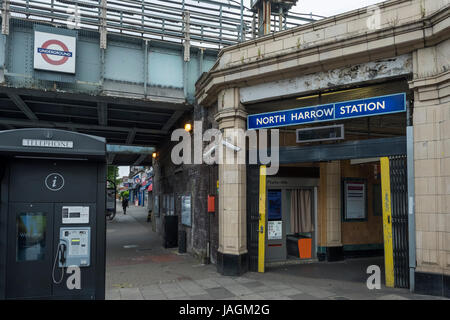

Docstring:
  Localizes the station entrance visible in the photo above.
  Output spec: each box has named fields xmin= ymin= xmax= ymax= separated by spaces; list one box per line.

xmin=247 ymin=80 xmax=412 ymax=289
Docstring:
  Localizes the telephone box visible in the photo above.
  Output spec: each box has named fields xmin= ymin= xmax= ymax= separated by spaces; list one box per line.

xmin=0 ymin=129 xmax=107 ymax=300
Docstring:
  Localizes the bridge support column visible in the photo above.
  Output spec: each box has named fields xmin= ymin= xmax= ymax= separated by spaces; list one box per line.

xmin=215 ymin=88 xmax=248 ymax=276
xmin=409 ymin=41 xmax=450 ymax=297
xmin=318 ymin=161 xmax=344 ymax=261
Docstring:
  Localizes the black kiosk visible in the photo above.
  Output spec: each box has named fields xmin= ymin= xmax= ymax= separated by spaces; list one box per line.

xmin=0 ymin=129 xmax=107 ymax=300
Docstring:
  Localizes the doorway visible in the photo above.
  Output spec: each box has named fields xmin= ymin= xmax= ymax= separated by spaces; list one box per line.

xmin=265 ymin=176 xmax=319 ymax=263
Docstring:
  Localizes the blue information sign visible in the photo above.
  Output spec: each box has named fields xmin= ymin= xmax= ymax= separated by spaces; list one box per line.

xmin=247 ymin=93 xmax=406 ymax=130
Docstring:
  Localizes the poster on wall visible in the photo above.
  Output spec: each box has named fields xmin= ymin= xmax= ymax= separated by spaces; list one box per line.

xmin=268 ymin=221 xmax=282 ymax=240
xmin=344 ymin=180 xmax=367 ymax=220
xmin=181 ymin=195 xmax=192 ymax=227
xmin=34 ymin=31 xmax=77 ymax=73
xmin=268 ymin=190 xmax=282 ymax=220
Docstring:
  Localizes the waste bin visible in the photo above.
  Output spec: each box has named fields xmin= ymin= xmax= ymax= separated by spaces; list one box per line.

xmin=163 ymin=215 xmax=178 ymax=248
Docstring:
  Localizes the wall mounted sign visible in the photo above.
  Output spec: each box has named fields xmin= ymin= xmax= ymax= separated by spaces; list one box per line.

xmin=22 ymin=139 xmax=74 ymax=149
xmin=34 ymin=31 xmax=76 ymax=73
xmin=181 ymin=195 xmax=192 ymax=227
xmin=268 ymin=221 xmax=282 ymax=240
xmin=62 ymin=206 xmax=89 ymax=224
xmin=343 ymin=180 xmax=367 ymax=221
xmin=247 ymin=93 xmax=406 ymax=130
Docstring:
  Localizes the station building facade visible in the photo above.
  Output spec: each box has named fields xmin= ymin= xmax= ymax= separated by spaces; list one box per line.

xmin=152 ymin=0 xmax=450 ymax=298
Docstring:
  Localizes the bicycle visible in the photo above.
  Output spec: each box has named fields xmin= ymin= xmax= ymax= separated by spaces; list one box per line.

xmin=106 ymin=208 xmax=116 ymax=221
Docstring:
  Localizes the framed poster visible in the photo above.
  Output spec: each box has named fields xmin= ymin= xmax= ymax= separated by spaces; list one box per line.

xmin=268 ymin=190 xmax=282 ymax=221
xmin=268 ymin=221 xmax=282 ymax=240
xmin=154 ymin=195 xmax=160 ymax=217
xmin=181 ymin=195 xmax=192 ymax=227
xmin=343 ymin=179 xmax=367 ymax=221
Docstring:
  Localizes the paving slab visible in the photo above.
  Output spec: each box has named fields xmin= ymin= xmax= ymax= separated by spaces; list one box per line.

xmin=195 ymin=279 xmax=222 ymax=289
xmin=119 ymin=288 xmax=144 ymax=300
xmin=223 ymin=284 xmax=255 ymax=296
xmin=141 ymin=293 xmax=168 ymax=300
xmin=205 ymin=287 xmax=236 ymax=300
xmin=240 ymin=281 xmax=266 ymax=289
xmin=178 ymin=280 xmax=208 ymax=296
xmin=165 ymin=290 xmax=190 ymax=299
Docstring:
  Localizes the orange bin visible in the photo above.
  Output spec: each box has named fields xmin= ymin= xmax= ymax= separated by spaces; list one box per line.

xmin=298 ymin=238 xmax=312 ymax=259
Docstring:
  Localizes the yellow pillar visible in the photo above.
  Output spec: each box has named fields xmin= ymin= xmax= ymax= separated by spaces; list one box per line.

xmin=380 ymin=157 xmax=394 ymax=288
xmin=258 ymin=165 xmax=266 ymax=273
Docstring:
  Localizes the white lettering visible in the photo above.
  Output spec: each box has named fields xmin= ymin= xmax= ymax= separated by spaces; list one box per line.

xmin=22 ymin=139 xmax=74 ymax=149
xmin=377 ymin=101 xmax=385 ymax=110
xmin=324 ymin=108 xmax=334 ymax=117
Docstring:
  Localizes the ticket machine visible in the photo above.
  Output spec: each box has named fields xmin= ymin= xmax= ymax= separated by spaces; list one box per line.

xmin=0 ymin=129 xmax=106 ymax=300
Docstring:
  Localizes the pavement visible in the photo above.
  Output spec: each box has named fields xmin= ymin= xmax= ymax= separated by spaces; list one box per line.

xmin=105 ymin=204 xmax=446 ymax=300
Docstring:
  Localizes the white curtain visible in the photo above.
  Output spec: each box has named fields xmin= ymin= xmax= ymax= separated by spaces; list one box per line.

xmin=290 ymin=189 xmax=314 ymax=233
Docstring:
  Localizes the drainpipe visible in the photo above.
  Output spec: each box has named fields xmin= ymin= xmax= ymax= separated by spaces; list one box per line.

xmin=406 ymin=99 xmax=416 ymax=292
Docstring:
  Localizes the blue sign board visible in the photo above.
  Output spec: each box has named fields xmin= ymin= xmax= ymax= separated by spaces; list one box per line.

xmin=247 ymin=93 xmax=406 ymax=130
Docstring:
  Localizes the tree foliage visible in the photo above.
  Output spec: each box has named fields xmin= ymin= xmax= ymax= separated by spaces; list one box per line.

xmin=107 ymin=166 xmax=120 ymax=188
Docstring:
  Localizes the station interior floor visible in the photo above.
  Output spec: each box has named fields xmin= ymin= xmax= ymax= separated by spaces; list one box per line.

xmin=105 ymin=204 xmax=442 ymax=300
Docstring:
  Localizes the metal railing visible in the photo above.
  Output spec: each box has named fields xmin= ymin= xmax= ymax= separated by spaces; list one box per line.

xmin=1 ymin=0 xmax=324 ymax=49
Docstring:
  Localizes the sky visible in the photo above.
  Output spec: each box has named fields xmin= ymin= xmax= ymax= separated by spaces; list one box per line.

xmin=119 ymin=166 xmax=129 ymax=178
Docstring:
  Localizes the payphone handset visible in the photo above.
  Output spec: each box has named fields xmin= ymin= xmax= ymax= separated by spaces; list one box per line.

xmin=52 ymin=227 xmax=91 ymax=285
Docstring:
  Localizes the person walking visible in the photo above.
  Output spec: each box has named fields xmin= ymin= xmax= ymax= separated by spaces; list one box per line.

xmin=122 ymin=197 xmax=129 ymax=215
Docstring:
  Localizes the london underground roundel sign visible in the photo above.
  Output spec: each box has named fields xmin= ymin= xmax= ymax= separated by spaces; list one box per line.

xmin=34 ymin=31 xmax=76 ymax=74
xmin=39 ymin=39 xmax=72 ymax=66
